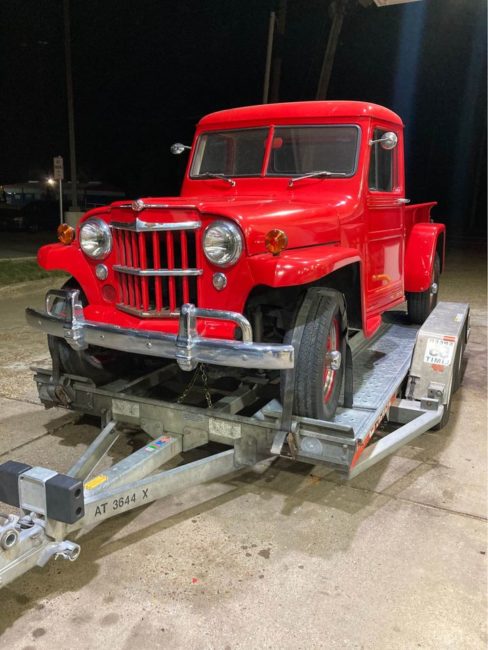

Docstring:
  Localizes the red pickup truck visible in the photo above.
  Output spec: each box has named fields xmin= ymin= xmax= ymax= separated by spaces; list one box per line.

xmin=27 ymin=101 xmax=445 ymax=421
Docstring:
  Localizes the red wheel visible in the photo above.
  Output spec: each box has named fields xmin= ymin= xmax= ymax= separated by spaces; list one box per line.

xmin=282 ymin=289 xmax=346 ymax=421
xmin=323 ymin=316 xmax=341 ymax=405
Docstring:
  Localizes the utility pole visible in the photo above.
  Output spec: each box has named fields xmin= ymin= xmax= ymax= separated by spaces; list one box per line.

xmin=316 ymin=0 xmax=349 ymax=100
xmin=269 ymin=0 xmax=288 ymax=103
xmin=63 ymin=0 xmax=79 ymax=211
xmin=262 ymin=12 xmax=276 ymax=103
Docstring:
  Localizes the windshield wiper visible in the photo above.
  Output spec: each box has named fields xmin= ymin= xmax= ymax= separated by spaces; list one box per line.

xmin=198 ymin=172 xmax=236 ymax=187
xmin=288 ymin=170 xmax=348 ymax=187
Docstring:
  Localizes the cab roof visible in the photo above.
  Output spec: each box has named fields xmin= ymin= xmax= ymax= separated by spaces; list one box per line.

xmin=198 ymin=100 xmax=403 ymax=129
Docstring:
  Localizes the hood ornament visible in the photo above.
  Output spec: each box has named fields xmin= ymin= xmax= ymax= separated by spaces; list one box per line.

xmin=132 ymin=199 xmax=145 ymax=212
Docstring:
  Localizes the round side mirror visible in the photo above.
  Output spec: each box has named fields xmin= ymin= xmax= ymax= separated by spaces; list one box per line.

xmin=170 ymin=143 xmax=191 ymax=155
xmin=379 ymin=132 xmax=398 ymax=150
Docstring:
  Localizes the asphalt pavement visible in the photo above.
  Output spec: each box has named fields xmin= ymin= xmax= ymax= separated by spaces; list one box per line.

xmin=0 ymin=247 xmax=486 ymax=649
xmin=0 ymin=231 xmax=54 ymax=260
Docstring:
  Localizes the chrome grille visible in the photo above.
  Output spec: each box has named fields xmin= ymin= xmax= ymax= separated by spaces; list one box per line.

xmin=111 ymin=220 xmax=201 ymax=317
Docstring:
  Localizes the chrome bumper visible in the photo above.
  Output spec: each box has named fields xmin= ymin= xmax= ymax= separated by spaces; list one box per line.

xmin=25 ymin=289 xmax=294 ymax=372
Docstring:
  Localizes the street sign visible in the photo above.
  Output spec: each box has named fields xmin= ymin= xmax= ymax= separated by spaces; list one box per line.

xmin=53 ymin=156 xmax=64 ymax=181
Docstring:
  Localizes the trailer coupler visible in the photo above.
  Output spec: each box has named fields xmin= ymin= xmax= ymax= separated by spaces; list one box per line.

xmin=0 ymin=422 xmax=237 ymax=590
xmin=0 ymin=512 xmax=80 ymax=588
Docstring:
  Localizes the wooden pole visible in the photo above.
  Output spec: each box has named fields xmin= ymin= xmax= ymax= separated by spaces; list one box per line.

xmin=263 ymin=12 xmax=276 ymax=103
xmin=269 ymin=0 xmax=288 ymax=103
xmin=63 ymin=0 xmax=79 ymax=210
xmin=316 ymin=0 xmax=348 ymax=100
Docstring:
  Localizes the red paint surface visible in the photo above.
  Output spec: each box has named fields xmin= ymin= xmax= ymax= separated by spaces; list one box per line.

xmin=38 ymin=101 xmax=444 ymax=340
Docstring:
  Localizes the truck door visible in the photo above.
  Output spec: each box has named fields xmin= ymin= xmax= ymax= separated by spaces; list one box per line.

xmin=365 ymin=125 xmax=405 ymax=314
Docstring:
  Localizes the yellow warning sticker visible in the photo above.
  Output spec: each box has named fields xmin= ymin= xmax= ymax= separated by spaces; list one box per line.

xmin=85 ymin=475 xmax=108 ymax=490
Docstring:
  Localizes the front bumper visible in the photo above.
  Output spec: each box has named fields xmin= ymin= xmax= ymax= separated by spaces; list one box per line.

xmin=25 ymin=289 xmax=294 ymax=372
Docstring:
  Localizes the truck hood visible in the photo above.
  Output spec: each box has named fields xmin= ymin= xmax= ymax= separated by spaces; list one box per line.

xmin=110 ymin=194 xmax=356 ymax=255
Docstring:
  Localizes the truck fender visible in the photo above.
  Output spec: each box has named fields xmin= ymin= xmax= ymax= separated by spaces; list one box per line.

xmin=38 ymin=244 xmax=101 ymax=304
xmin=404 ymin=223 xmax=445 ymax=293
xmin=247 ymin=245 xmax=361 ymax=288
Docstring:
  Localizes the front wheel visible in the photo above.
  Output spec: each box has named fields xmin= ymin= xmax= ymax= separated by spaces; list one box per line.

xmin=47 ymin=279 xmax=166 ymax=386
xmin=282 ymin=289 xmax=346 ymax=421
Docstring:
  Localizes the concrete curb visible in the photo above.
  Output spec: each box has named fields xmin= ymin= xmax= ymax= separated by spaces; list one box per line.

xmin=0 ymin=256 xmax=38 ymax=263
xmin=0 ymin=276 xmax=66 ymax=297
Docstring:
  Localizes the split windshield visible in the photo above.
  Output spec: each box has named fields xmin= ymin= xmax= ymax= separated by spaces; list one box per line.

xmin=190 ymin=125 xmax=359 ymax=179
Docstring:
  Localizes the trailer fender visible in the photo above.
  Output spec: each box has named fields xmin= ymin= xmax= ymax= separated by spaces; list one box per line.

xmin=38 ymin=244 xmax=101 ymax=304
xmin=247 ymin=245 xmax=361 ymax=288
xmin=404 ymin=223 xmax=445 ymax=293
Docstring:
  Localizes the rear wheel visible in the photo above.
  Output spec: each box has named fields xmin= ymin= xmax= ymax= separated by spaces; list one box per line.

xmin=282 ymin=290 xmax=346 ymax=421
xmin=407 ymin=254 xmax=440 ymax=325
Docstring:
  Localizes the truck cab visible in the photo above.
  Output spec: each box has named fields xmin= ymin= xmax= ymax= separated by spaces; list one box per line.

xmin=27 ymin=101 xmax=445 ymax=421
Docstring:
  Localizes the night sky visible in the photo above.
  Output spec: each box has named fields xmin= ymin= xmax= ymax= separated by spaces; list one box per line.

xmin=1 ymin=0 xmax=486 ymax=237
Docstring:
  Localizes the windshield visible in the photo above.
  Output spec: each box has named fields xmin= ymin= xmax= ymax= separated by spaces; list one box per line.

xmin=190 ymin=125 xmax=359 ymax=179
xmin=190 ymin=128 xmax=268 ymax=178
xmin=268 ymin=126 xmax=359 ymax=176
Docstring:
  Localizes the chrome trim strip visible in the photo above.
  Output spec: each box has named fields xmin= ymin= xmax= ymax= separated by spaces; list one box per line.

xmin=26 ymin=298 xmax=294 ymax=372
xmin=113 ymin=265 xmax=202 ymax=277
xmin=116 ymin=304 xmax=179 ymax=319
xmin=111 ymin=219 xmax=201 ymax=232
xmin=116 ymin=204 xmax=198 ymax=211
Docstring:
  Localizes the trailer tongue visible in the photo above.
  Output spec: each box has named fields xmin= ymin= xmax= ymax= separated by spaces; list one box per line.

xmin=0 ymin=301 xmax=468 ymax=589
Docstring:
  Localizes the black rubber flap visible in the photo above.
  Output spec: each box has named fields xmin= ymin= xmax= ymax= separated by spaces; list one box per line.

xmin=45 ymin=474 xmax=84 ymax=524
xmin=0 ymin=461 xmax=32 ymax=507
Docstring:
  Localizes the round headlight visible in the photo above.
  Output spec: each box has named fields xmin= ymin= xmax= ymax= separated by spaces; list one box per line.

xmin=203 ymin=221 xmax=243 ymax=267
xmin=79 ymin=218 xmax=112 ymax=259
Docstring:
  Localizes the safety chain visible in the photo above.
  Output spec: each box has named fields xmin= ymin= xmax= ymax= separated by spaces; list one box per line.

xmin=177 ymin=363 xmax=213 ymax=408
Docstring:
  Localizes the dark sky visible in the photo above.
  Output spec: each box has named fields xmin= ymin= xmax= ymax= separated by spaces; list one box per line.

xmin=1 ymin=0 xmax=486 ymax=237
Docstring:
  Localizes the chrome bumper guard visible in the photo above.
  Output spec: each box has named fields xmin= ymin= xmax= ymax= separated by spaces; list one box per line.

xmin=25 ymin=289 xmax=294 ymax=372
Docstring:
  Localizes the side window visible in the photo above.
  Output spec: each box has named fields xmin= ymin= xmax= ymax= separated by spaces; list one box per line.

xmin=368 ymin=128 xmax=396 ymax=192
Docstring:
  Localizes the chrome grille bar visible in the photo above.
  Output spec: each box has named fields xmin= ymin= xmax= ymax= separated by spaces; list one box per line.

xmin=111 ymin=220 xmax=201 ymax=317
xmin=112 ymin=219 xmax=200 ymax=232
xmin=113 ymin=265 xmax=202 ymax=277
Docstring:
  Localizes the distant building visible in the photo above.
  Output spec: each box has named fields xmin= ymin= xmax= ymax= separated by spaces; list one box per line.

xmin=2 ymin=180 xmax=125 ymax=210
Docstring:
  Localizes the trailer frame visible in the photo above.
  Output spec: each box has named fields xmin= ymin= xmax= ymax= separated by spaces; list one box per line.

xmin=0 ymin=301 xmax=469 ymax=589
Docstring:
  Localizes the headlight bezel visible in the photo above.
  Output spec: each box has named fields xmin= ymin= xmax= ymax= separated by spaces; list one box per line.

xmin=202 ymin=220 xmax=243 ymax=268
xmin=79 ymin=218 xmax=112 ymax=260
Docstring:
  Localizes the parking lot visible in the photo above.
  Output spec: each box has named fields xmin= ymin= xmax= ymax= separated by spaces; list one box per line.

xmin=0 ymin=246 xmax=486 ymax=649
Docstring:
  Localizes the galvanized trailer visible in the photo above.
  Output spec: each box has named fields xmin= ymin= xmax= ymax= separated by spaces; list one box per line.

xmin=0 ymin=301 xmax=469 ymax=589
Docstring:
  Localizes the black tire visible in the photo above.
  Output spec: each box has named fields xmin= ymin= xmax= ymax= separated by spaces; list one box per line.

xmin=48 ymin=279 xmax=163 ymax=386
xmin=282 ymin=290 xmax=346 ymax=420
xmin=407 ymin=254 xmax=440 ymax=325
xmin=48 ymin=335 xmax=119 ymax=385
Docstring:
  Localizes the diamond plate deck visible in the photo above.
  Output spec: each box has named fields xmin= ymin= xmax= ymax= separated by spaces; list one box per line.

xmin=333 ymin=323 xmax=419 ymax=441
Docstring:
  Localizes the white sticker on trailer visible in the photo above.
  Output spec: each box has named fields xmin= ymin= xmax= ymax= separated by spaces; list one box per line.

xmin=423 ymin=337 xmax=455 ymax=366
xmin=208 ymin=417 xmax=241 ymax=439
xmin=112 ymin=399 xmax=140 ymax=419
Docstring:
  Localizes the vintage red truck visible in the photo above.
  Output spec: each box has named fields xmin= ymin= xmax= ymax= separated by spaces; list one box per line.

xmin=27 ymin=100 xmax=445 ymax=421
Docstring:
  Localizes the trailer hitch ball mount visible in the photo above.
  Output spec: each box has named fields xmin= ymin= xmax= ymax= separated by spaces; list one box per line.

xmin=0 ymin=516 xmax=19 ymax=550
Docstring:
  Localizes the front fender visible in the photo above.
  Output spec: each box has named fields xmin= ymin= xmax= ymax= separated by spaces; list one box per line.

xmin=247 ymin=245 xmax=361 ymax=287
xmin=404 ymin=223 xmax=445 ymax=293
xmin=38 ymin=244 xmax=101 ymax=304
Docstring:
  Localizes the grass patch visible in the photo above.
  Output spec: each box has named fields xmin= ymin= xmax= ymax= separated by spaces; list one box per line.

xmin=0 ymin=259 xmax=68 ymax=287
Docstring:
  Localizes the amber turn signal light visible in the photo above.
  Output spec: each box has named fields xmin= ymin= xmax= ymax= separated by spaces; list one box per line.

xmin=265 ymin=229 xmax=288 ymax=255
xmin=57 ymin=223 xmax=75 ymax=245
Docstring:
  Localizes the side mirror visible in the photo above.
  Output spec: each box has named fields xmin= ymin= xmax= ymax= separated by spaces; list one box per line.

xmin=170 ymin=143 xmax=191 ymax=155
xmin=369 ymin=131 xmax=398 ymax=150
